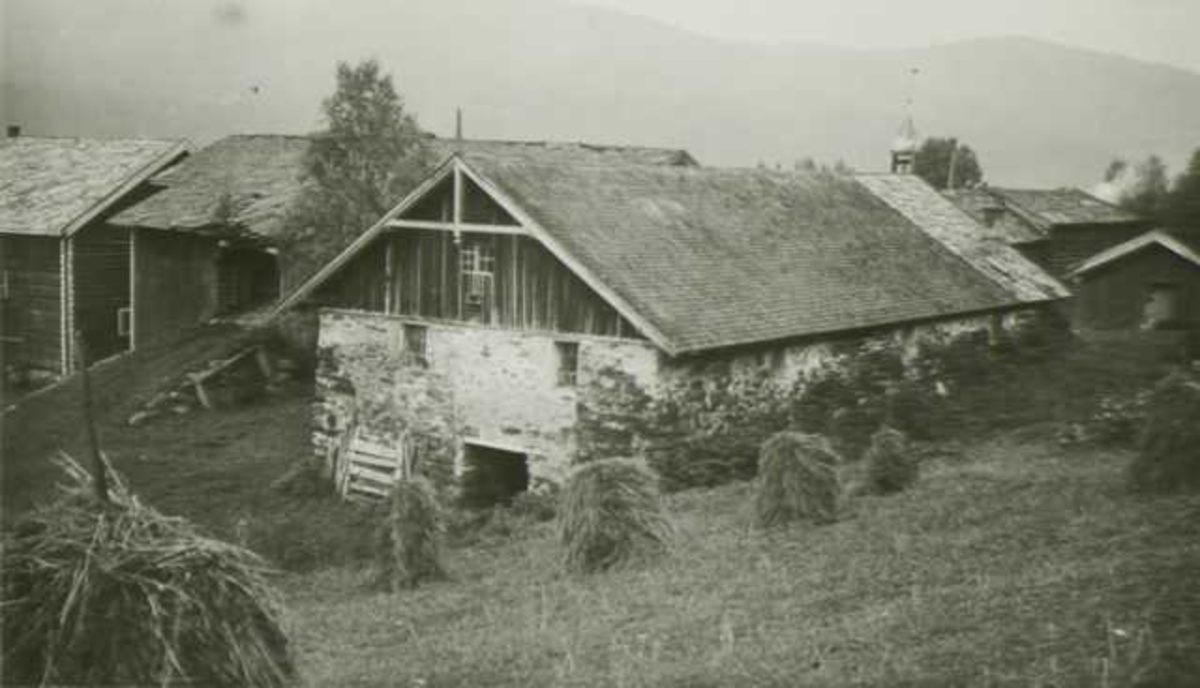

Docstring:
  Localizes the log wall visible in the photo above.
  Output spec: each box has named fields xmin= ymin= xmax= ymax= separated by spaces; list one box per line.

xmin=0 ymin=235 xmax=63 ymax=373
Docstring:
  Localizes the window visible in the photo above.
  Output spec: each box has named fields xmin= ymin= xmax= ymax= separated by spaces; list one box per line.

xmin=556 ymin=341 xmax=579 ymax=387
xmin=117 ymin=307 xmax=132 ymax=337
xmin=402 ymin=324 xmax=428 ymax=367
xmin=460 ymin=241 xmax=495 ymax=306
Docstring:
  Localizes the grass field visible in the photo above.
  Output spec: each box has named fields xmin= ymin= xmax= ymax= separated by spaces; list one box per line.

xmin=3 ymin=338 xmax=1198 ymax=686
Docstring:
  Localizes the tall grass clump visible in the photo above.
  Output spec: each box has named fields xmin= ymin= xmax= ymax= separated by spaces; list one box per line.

xmin=377 ymin=476 xmax=447 ymax=590
xmin=1 ymin=453 xmax=296 ymax=687
xmin=864 ymin=426 xmax=918 ymax=495
xmin=559 ymin=458 xmax=671 ymax=574
xmin=755 ymin=432 xmax=841 ymax=528
xmin=1128 ymin=369 xmax=1200 ymax=493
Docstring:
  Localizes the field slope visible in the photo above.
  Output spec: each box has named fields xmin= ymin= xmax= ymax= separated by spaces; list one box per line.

xmin=288 ymin=435 xmax=1199 ymax=686
xmin=3 ymin=340 xmax=1198 ymax=685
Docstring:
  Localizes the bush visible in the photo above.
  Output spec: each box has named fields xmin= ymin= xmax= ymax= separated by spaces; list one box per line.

xmin=559 ymin=458 xmax=671 ymax=574
xmin=864 ymin=426 xmax=918 ymax=495
xmin=755 ymin=432 xmax=841 ymax=528
xmin=2 ymin=453 xmax=296 ymax=687
xmin=1128 ymin=369 xmax=1200 ymax=493
xmin=378 ymin=477 xmax=447 ymax=590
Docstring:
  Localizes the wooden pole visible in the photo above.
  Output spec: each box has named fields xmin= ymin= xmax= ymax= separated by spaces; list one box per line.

xmin=74 ymin=332 xmax=110 ymax=505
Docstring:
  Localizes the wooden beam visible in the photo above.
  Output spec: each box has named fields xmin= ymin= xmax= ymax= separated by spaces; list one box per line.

xmin=384 ymin=219 xmax=526 ymax=235
xmin=453 ymin=163 xmax=464 ymax=225
xmin=128 ymin=228 xmax=137 ymax=351
xmin=384 ymin=238 xmax=394 ymax=313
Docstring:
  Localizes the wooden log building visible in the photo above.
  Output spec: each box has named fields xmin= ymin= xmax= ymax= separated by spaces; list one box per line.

xmin=0 ymin=132 xmax=189 ymax=381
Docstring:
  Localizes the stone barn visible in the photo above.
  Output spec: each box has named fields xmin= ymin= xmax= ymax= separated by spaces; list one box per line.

xmin=278 ymin=153 xmax=1066 ymax=501
xmin=0 ymin=133 xmax=188 ymax=382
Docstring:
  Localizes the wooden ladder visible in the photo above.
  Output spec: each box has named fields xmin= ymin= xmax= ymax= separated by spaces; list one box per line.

xmin=335 ymin=430 xmax=416 ymax=501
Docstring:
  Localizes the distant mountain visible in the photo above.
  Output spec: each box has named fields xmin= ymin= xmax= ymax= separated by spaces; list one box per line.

xmin=5 ymin=0 xmax=1200 ymax=187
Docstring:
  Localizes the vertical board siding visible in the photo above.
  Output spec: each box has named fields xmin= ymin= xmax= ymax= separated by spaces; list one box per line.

xmin=0 ymin=235 xmax=63 ymax=372
xmin=134 ymin=230 xmax=220 ymax=346
xmin=72 ymin=224 xmax=131 ymax=361
xmin=318 ymin=229 xmax=640 ymax=338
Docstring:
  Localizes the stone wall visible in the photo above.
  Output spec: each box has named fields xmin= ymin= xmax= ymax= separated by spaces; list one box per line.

xmin=313 ymin=308 xmax=659 ymax=488
xmin=313 ymin=306 xmax=1046 ymax=491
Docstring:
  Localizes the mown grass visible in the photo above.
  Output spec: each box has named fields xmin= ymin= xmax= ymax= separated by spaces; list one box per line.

xmin=285 ymin=435 xmax=1199 ymax=687
xmin=4 ymin=333 xmax=1197 ymax=685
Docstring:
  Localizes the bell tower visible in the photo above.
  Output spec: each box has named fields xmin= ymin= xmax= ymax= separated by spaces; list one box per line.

xmin=890 ymin=67 xmax=921 ymax=174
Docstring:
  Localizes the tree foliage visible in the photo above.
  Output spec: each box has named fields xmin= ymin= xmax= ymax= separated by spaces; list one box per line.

xmin=1120 ymin=155 xmax=1171 ymax=220
xmin=1166 ymin=148 xmax=1200 ymax=227
xmin=913 ymin=137 xmax=983 ymax=190
xmin=1106 ymin=150 xmax=1200 ymax=226
xmin=281 ymin=59 xmax=432 ymax=289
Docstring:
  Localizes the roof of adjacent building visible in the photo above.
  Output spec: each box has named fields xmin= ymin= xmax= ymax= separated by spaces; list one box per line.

xmin=282 ymin=155 xmax=1064 ymax=354
xmin=0 ymin=136 xmax=187 ymax=238
xmin=109 ymin=134 xmax=696 ymax=239
xmin=944 ymin=186 xmax=1144 ymax=246
xmin=993 ymin=187 xmax=1142 ymax=230
xmin=109 ymin=134 xmax=311 ymax=239
xmin=858 ymin=175 xmax=1069 ymax=303
xmin=1068 ymin=229 xmax=1200 ymax=278
xmin=942 ymin=187 xmax=1046 ymax=244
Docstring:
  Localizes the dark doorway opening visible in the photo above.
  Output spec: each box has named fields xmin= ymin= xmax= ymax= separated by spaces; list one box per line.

xmin=459 ymin=443 xmax=529 ymax=509
xmin=216 ymin=247 xmax=279 ymax=314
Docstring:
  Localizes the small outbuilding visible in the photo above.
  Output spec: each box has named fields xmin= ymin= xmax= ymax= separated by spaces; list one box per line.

xmin=1067 ymin=229 xmax=1200 ymax=332
xmin=1 ymin=134 xmax=189 ymax=381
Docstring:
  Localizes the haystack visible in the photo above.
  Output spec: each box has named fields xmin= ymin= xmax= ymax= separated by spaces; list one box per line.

xmin=864 ymin=426 xmax=919 ymax=495
xmin=378 ymin=476 xmax=447 ymax=590
xmin=559 ymin=458 xmax=671 ymax=574
xmin=1 ymin=453 xmax=296 ymax=687
xmin=755 ymin=432 xmax=841 ymax=528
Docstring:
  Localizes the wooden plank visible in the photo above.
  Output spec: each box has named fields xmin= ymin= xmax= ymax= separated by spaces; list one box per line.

xmin=385 ymin=219 xmax=526 ymax=235
xmin=348 ymin=450 xmax=401 ymax=471
xmin=347 ymin=481 xmax=389 ymax=498
xmin=348 ymin=462 xmax=397 ymax=483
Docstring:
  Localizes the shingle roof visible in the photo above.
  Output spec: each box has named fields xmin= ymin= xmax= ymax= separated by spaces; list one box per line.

xmin=428 ymin=137 xmax=698 ymax=167
xmin=1068 ymin=230 xmax=1200 ymax=278
xmin=109 ymin=134 xmax=310 ymax=239
xmin=992 ymin=188 xmax=1142 ymax=231
xmin=942 ymin=187 xmax=1045 ymax=244
xmin=466 ymin=157 xmax=1044 ymax=352
xmin=0 ymin=136 xmax=187 ymax=237
xmin=110 ymin=134 xmax=696 ymax=239
xmin=860 ymin=176 xmax=1068 ymax=303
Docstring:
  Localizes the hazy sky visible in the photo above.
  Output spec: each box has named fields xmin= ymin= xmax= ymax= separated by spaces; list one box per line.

xmin=583 ymin=0 xmax=1200 ymax=74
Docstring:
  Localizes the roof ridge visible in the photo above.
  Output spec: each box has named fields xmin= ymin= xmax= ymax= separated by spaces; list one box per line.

xmin=1 ymin=135 xmax=186 ymax=145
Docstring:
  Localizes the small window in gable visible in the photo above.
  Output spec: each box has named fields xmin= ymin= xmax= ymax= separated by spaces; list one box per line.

xmin=556 ymin=341 xmax=579 ymax=387
xmin=402 ymin=323 xmax=428 ymax=367
xmin=460 ymin=240 xmax=495 ymax=306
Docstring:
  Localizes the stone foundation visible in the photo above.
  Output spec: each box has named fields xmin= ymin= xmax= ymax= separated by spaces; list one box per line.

xmin=313 ymin=306 xmax=1048 ymax=490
